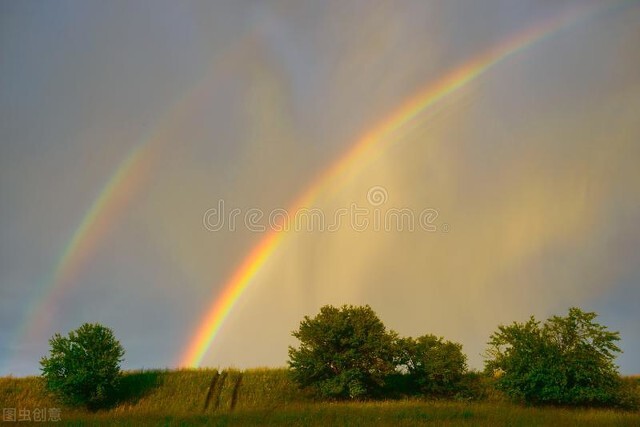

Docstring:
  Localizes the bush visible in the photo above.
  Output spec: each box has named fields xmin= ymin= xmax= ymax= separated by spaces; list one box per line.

xmin=395 ymin=335 xmax=467 ymax=395
xmin=40 ymin=323 xmax=125 ymax=409
xmin=455 ymin=371 xmax=505 ymax=401
xmin=615 ymin=377 xmax=640 ymax=410
xmin=288 ymin=305 xmax=396 ymax=399
xmin=484 ymin=307 xmax=624 ymax=407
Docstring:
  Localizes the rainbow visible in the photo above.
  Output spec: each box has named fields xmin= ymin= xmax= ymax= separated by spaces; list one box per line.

xmin=15 ymin=34 xmax=258 ymax=352
xmin=179 ymin=2 xmax=621 ymax=367
xmin=16 ymin=137 xmax=163 ymax=348
xmin=21 ymin=143 xmax=155 ymax=341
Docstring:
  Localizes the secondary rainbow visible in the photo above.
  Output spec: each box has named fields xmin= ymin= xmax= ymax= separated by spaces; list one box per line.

xmin=15 ymin=34 xmax=258 ymax=352
xmin=179 ymin=2 xmax=620 ymax=368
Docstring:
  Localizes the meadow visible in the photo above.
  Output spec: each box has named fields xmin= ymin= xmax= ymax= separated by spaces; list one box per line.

xmin=2 ymin=369 xmax=639 ymax=426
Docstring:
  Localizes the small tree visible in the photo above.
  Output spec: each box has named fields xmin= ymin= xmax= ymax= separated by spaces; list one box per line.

xmin=40 ymin=323 xmax=125 ymax=409
xmin=288 ymin=305 xmax=396 ymax=399
xmin=485 ymin=307 xmax=622 ymax=406
xmin=395 ymin=335 xmax=467 ymax=395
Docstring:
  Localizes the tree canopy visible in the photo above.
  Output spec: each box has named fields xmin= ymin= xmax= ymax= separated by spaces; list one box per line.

xmin=288 ymin=305 xmax=469 ymax=399
xmin=40 ymin=323 xmax=125 ymax=409
xmin=395 ymin=334 xmax=467 ymax=395
xmin=288 ymin=305 xmax=396 ymax=399
xmin=484 ymin=307 xmax=623 ymax=406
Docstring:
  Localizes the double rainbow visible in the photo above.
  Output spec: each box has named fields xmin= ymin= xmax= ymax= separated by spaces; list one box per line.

xmin=13 ymin=0 xmax=634 ymax=371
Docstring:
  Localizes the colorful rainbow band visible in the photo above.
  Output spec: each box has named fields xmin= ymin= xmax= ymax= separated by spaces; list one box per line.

xmin=179 ymin=2 xmax=620 ymax=367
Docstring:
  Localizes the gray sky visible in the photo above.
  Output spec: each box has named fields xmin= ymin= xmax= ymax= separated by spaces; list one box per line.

xmin=2 ymin=0 xmax=640 ymax=375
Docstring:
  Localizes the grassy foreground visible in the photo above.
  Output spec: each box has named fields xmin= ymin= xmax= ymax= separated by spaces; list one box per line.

xmin=1 ymin=369 xmax=639 ymax=426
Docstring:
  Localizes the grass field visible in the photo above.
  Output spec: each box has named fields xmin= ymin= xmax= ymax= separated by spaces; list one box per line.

xmin=1 ymin=369 xmax=639 ymax=426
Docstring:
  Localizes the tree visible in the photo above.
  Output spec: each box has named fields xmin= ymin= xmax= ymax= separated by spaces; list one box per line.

xmin=485 ymin=307 xmax=622 ymax=406
xmin=395 ymin=335 xmax=467 ymax=394
xmin=288 ymin=305 xmax=396 ymax=399
xmin=40 ymin=323 xmax=125 ymax=409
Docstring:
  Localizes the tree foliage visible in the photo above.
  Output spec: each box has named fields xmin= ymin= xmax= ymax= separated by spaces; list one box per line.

xmin=484 ymin=307 xmax=623 ymax=406
xmin=40 ymin=323 xmax=125 ymax=409
xmin=288 ymin=305 xmax=396 ymax=399
xmin=395 ymin=335 xmax=467 ymax=394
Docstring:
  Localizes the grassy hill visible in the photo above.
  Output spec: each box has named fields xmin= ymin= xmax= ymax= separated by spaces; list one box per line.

xmin=1 ymin=369 xmax=639 ymax=425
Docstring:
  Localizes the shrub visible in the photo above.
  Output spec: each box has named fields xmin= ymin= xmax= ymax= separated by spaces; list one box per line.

xmin=395 ymin=335 xmax=467 ymax=395
xmin=615 ymin=377 xmax=640 ymax=410
xmin=40 ymin=323 xmax=124 ymax=409
xmin=288 ymin=305 xmax=396 ymax=399
xmin=484 ymin=307 xmax=623 ymax=407
xmin=448 ymin=371 xmax=504 ymax=401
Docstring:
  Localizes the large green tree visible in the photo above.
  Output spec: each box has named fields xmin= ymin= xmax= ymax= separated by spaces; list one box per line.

xmin=288 ymin=305 xmax=396 ymax=399
xmin=485 ymin=307 xmax=622 ymax=406
xmin=40 ymin=323 xmax=125 ymax=409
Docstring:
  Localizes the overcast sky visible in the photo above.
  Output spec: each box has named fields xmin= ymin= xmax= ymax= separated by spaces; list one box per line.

xmin=2 ymin=0 xmax=640 ymax=376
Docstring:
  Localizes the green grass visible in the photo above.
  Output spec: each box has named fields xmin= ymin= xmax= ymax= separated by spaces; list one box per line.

xmin=1 ymin=369 xmax=639 ymax=425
